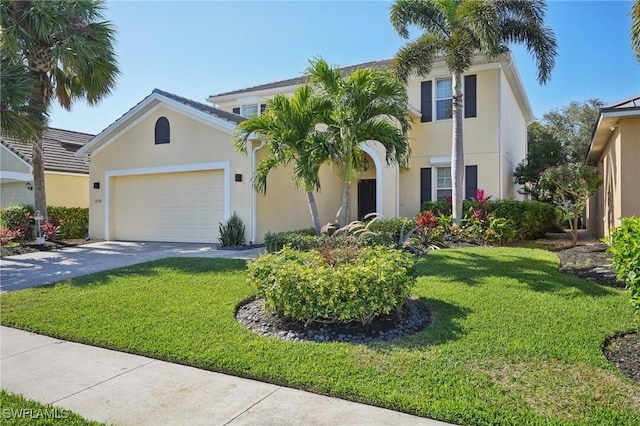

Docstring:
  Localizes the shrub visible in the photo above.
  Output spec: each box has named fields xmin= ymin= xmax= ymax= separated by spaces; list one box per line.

xmin=248 ymin=245 xmax=415 ymax=325
xmin=264 ymin=228 xmax=319 ymax=252
xmin=368 ymin=217 xmax=417 ymax=244
xmin=0 ymin=204 xmax=34 ymax=239
xmin=607 ymin=217 xmax=640 ymax=313
xmin=1 ymin=228 xmax=18 ymax=246
xmin=487 ymin=200 xmax=558 ymax=240
xmin=41 ymin=218 xmax=61 ymax=241
xmin=46 ymin=206 xmax=88 ymax=239
xmin=218 ymin=212 xmax=245 ymax=246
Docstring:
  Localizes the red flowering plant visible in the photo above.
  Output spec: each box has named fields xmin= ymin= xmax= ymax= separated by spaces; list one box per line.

xmin=1 ymin=228 xmax=19 ymax=246
xmin=411 ymin=211 xmax=446 ymax=252
xmin=41 ymin=217 xmax=62 ymax=241
xmin=471 ymin=189 xmax=491 ymax=224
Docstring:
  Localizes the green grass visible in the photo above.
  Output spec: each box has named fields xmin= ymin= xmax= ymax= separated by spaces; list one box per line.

xmin=0 ymin=390 xmax=102 ymax=425
xmin=1 ymin=248 xmax=638 ymax=425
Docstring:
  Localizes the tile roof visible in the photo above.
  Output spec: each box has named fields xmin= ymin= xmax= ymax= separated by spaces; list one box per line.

xmin=152 ymin=89 xmax=245 ymax=124
xmin=1 ymin=127 xmax=93 ymax=174
xmin=209 ymin=59 xmax=393 ymax=98
xmin=602 ymin=94 xmax=640 ymax=110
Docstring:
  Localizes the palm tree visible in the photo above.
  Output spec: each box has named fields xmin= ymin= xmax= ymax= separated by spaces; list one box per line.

xmin=0 ymin=0 xmax=119 ymax=219
xmin=234 ymin=85 xmax=330 ymax=235
xmin=307 ymin=58 xmax=411 ymax=227
xmin=390 ymin=0 xmax=557 ymax=224
xmin=632 ymin=0 xmax=640 ymax=61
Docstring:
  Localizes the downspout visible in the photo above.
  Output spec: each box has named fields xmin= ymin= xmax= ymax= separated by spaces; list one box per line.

xmin=396 ymin=166 xmax=400 ymax=217
xmin=250 ymin=140 xmax=266 ymax=244
xmin=498 ymin=63 xmax=505 ymax=199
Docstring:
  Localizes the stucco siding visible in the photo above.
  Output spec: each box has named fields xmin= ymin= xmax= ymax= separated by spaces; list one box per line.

xmin=1 ymin=182 xmax=33 ymax=207
xmin=1 ymin=145 xmax=31 ymax=174
xmin=620 ymin=118 xmax=640 ymax=219
xmin=45 ymin=172 xmax=89 ymax=208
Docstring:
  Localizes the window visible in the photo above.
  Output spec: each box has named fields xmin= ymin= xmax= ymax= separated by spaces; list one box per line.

xmin=435 ymin=79 xmax=452 ymax=120
xmin=436 ymin=167 xmax=452 ymax=200
xmin=241 ymin=104 xmax=259 ymax=118
xmin=154 ymin=117 xmax=170 ymax=144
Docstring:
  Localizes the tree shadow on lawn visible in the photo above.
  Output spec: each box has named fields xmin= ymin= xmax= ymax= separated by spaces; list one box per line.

xmin=415 ymin=249 xmax=618 ymax=298
xmin=55 ymin=257 xmax=248 ymax=289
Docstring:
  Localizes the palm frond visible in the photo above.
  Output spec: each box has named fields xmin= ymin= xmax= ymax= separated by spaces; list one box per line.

xmin=390 ymin=0 xmax=450 ymax=38
xmin=392 ymin=33 xmax=443 ymax=82
xmin=631 ymin=0 xmax=640 ymax=61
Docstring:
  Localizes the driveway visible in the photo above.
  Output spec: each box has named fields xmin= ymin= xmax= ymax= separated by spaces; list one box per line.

xmin=0 ymin=241 xmax=264 ymax=293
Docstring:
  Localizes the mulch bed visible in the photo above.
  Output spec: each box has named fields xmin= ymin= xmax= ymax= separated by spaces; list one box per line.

xmin=0 ymin=240 xmax=90 ymax=257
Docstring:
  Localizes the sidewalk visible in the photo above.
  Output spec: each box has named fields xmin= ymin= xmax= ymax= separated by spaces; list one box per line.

xmin=0 ymin=326 xmax=452 ymax=426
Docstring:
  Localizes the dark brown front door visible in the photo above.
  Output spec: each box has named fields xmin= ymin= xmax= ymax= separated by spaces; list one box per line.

xmin=358 ymin=179 xmax=376 ymax=220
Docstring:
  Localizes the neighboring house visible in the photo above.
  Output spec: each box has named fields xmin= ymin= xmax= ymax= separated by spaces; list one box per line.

xmin=1 ymin=128 xmax=92 ymax=209
xmin=78 ymin=52 xmax=532 ymax=244
xmin=586 ymin=95 xmax=640 ymax=238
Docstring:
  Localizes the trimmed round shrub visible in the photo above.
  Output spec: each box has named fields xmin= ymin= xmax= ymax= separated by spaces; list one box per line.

xmin=247 ymin=245 xmax=416 ymax=325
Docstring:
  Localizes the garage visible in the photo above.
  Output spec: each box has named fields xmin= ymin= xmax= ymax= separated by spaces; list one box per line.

xmin=112 ymin=170 xmax=225 ymax=243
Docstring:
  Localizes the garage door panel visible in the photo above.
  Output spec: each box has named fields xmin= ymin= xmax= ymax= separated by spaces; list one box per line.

xmin=113 ymin=170 xmax=224 ymax=243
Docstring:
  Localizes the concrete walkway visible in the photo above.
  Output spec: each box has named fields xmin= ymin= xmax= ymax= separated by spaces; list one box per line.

xmin=0 ymin=326 xmax=451 ymax=425
xmin=0 ymin=241 xmax=264 ymax=293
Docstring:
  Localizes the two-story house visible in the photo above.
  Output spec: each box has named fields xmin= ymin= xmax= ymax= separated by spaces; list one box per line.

xmin=77 ymin=52 xmax=532 ymax=244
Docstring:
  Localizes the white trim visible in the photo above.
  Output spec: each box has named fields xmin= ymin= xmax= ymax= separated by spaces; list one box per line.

xmin=0 ymin=171 xmax=33 ymax=181
xmin=78 ymin=92 xmax=238 ymax=157
xmin=602 ymin=109 xmax=640 ymax=119
xmin=498 ymin=66 xmax=504 ymax=199
xmin=44 ymin=171 xmax=88 ymax=177
xmin=359 ymin=143 xmax=383 ymax=215
xmin=103 ymin=162 xmax=231 ymax=241
xmin=429 ymin=156 xmax=451 ymax=165
xmin=396 ymin=166 xmax=400 ymax=217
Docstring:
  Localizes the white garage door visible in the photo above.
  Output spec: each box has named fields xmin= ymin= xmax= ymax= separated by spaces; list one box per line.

xmin=113 ymin=170 xmax=224 ymax=243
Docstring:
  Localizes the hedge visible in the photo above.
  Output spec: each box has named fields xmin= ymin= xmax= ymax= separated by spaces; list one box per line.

xmin=46 ymin=206 xmax=89 ymax=239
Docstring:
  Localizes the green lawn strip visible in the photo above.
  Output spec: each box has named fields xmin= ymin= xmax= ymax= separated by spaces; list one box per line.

xmin=1 ymin=251 xmax=638 ymax=425
xmin=0 ymin=390 xmax=103 ymax=425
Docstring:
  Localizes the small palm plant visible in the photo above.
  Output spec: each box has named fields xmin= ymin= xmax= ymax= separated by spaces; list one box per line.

xmin=218 ymin=212 xmax=245 ymax=247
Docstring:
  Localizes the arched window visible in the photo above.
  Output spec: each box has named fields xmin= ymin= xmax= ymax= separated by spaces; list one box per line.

xmin=155 ymin=117 xmax=170 ymax=144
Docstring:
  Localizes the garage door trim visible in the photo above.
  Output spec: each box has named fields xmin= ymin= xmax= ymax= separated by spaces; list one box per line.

xmin=104 ymin=162 xmax=230 ymax=241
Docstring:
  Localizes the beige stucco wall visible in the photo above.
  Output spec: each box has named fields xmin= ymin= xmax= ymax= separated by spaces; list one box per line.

xmin=499 ymin=68 xmax=528 ymax=200
xmin=588 ymin=116 xmax=640 ymax=239
xmin=1 ymin=146 xmax=31 ymax=174
xmin=45 ymin=172 xmax=89 ymax=208
xmin=1 ymin=182 xmax=33 ymax=207
xmin=400 ymin=68 xmax=503 ymax=217
xmin=88 ymin=105 xmax=254 ymax=242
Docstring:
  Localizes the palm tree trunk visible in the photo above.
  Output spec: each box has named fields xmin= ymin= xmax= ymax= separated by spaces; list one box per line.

xmin=306 ymin=190 xmax=322 ymax=236
xmin=339 ymin=180 xmax=351 ymax=227
xmin=32 ymin=75 xmax=49 ymax=222
xmin=451 ymin=72 xmax=464 ymax=225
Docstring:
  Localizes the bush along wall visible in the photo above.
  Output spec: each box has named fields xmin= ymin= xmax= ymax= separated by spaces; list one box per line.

xmin=46 ymin=206 xmax=89 ymax=239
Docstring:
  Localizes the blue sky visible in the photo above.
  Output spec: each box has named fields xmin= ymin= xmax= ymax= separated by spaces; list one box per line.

xmin=49 ymin=0 xmax=639 ymax=135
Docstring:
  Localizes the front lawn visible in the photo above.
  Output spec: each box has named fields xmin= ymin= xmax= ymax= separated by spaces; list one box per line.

xmin=1 ymin=248 xmax=638 ymax=425
xmin=0 ymin=390 xmax=102 ymax=425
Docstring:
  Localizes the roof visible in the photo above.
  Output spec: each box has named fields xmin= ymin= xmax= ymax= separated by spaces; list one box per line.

xmin=587 ymin=94 xmax=640 ymax=164
xmin=210 ymin=59 xmax=393 ymax=98
xmin=1 ymin=128 xmax=93 ymax=174
xmin=152 ymin=89 xmax=245 ymax=124
xmin=78 ymin=89 xmax=245 ymax=157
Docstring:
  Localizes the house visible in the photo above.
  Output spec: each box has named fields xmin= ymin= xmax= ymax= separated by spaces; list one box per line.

xmin=77 ymin=52 xmax=532 ymax=244
xmin=1 ymin=128 xmax=92 ymax=209
xmin=586 ymin=95 xmax=640 ymax=238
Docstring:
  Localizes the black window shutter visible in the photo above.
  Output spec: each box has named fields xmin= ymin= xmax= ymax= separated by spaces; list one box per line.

xmin=420 ymin=81 xmax=432 ymax=122
xmin=465 ymin=165 xmax=478 ymax=199
xmin=260 ymin=103 xmax=267 ymax=113
xmin=464 ymin=75 xmax=477 ymax=118
xmin=232 ymin=107 xmax=240 ymax=115
xmin=420 ymin=168 xmax=432 ymax=205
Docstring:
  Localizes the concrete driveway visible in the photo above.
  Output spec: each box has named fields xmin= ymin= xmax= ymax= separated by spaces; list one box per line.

xmin=0 ymin=241 xmax=264 ymax=293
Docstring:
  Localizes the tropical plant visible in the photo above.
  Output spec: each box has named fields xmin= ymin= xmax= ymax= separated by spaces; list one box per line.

xmin=306 ymin=58 xmax=411 ymax=227
xmin=632 ymin=0 xmax=640 ymax=61
xmin=0 ymin=0 xmax=119 ymax=220
xmin=539 ymin=162 xmax=602 ymax=247
xmin=218 ymin=212 xmax=245 ymax=246
xmin=513 ymin=122 xmax=564 ymax=199
xmin=390 ymin=0 xmax=557 ymax=224
xmin=234 ymin=85 xmax=330 ymax=235
xmin=607 ymin=217 xmax=640 ymax=313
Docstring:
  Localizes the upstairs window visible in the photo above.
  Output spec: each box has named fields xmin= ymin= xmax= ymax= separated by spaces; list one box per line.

xmin=435 ymin=79 xmax=453 ymax=120
xmin=241 ymin=105 xmax=259 ymax=118
xmin=154 ymin=117 xmax=170 ymax=144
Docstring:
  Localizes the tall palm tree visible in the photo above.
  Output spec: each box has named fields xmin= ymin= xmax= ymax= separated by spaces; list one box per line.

xmin=307 ymin=58 xmax=411 ymax=227
xmin=632 ymin=0 xmax=640 ymax=61
xmin=0 ymin=0 xmax=119 ymax=219
xmin=390 ymin=0 xmax=557 ymax=224
xmin=234 ymin=85 xmax=330 ymax=235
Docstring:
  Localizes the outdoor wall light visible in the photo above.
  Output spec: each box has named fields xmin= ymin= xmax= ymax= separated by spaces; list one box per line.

xmin=363 ymin=157 xmax=370 ymax=172
xmin=93 ymin=182 xmax=100 ymax=189
xmin=235 ymin=173 xmax=243 ymax=182
xmin=25 ymin=182 xmax=33 ymax=191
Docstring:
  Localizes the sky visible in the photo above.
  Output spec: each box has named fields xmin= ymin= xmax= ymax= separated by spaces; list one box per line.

xmin=48 ymin=0 xmax=640 ymax=135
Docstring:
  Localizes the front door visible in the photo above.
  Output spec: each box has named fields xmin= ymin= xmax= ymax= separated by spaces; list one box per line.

xmin=358 ymin=179 xmax=376 ymax=220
